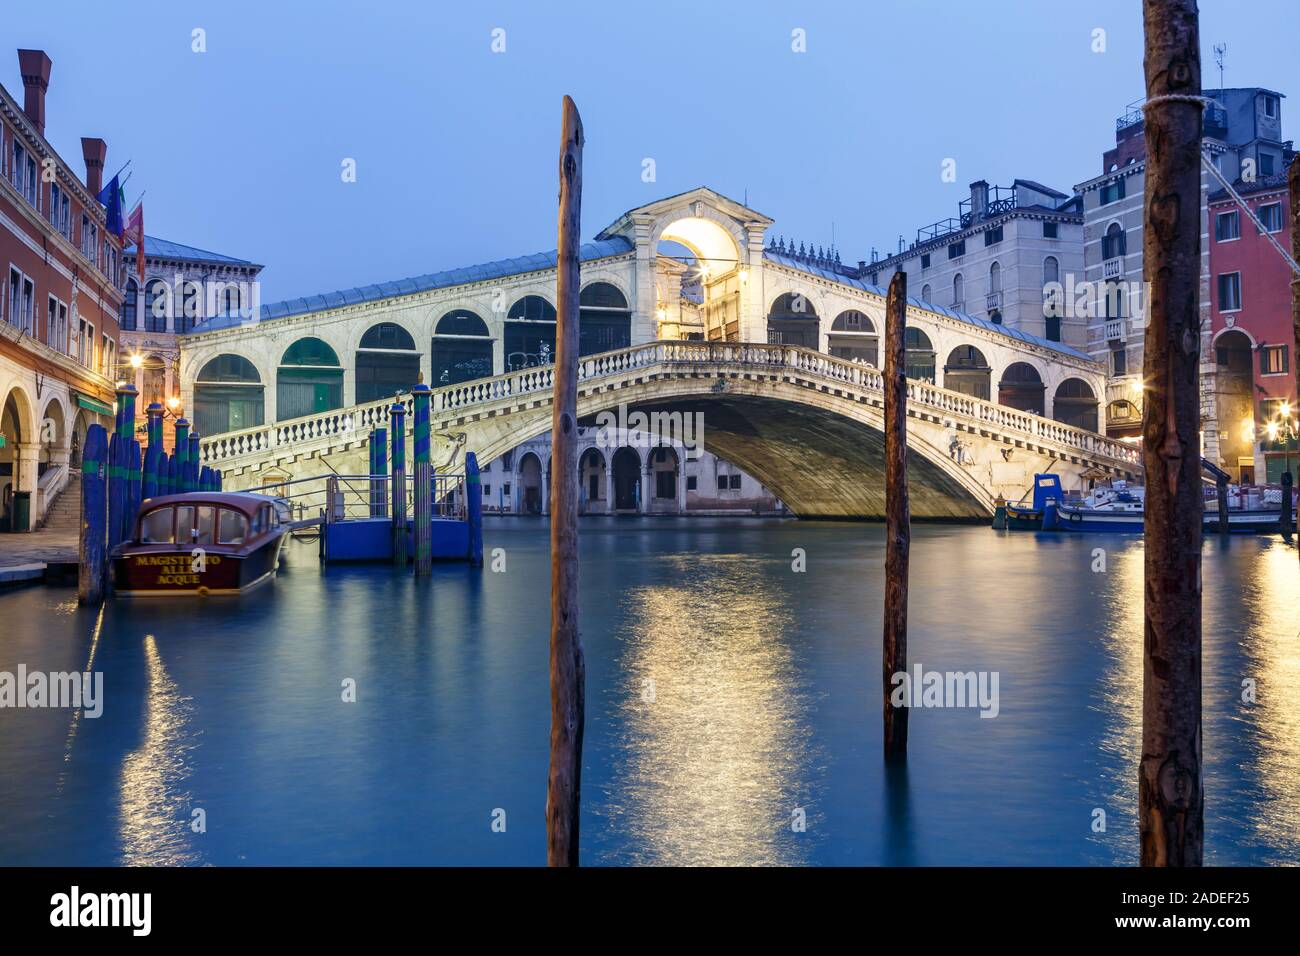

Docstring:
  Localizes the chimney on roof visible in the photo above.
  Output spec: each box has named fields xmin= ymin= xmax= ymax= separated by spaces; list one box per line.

xmin=16 ymin=49 xmax=52 ymax=136
xmin=81 ymin=137 xmax=107 ymax=196
xmin=969 ymin=180 xmax=989 ymax=220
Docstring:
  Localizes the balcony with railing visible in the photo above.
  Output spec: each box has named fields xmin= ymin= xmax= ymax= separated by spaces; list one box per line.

xmin=1102 ymin=256 xmax=1124 ymax=279
xmin=985 ymin=291 xmax=1002 ymax=312
xmin=1116 ymin=101 xmax=1227 ymax=139
xmin=1104 ymin=318 xmax=1125 ymax=342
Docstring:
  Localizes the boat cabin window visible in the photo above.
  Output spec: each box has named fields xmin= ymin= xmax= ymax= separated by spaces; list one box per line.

xmin=196 ymin=506 xmax=217 ymax=547
xmin=140 ymin=507 xmax=175 ymax=544
xmin=218 ymin=510 xmax=249 ymax=545
xmin=252 ymin=506 xmax=266 ymax=536
xmin=176 ymin=506 xmax=197 ymax=544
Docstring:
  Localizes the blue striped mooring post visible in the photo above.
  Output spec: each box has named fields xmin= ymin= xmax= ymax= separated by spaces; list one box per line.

xmin=465 ymin=451 xmax=483 ymax=568
xmin=78 ymin=424 xmax=108 ymax=605
xmin=390 ymin=401 xmax=407 ymax=566
xmin=412 ymin=384 xmax=432 ymax=575
xmin=173 ymin=418 xmax=190 ymax=496
xmin=187 ymin=430 xmax=201 ymax=493
xmin=143 ymin=403 xmax=164 ymax=499
xmin=126 ymin=438 xmax=142 ymax=540
xmin=107 ymin=384 xmax=136 ymax=554
xmin=372 ymin=427 xmax=388 ymax=518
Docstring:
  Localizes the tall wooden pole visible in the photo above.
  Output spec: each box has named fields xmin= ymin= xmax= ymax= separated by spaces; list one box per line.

xmin=882 ymin=270 xmax=909 ymax=759
xmin=1139 ymin=0 xmax=1203 ymax=867
xmin=1289 ymin=155 xmax=1300 ymax=563
xmin=547 ymin=94 xmax=586 ymax=867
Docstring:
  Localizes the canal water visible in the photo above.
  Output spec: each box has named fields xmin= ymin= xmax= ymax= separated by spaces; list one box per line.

xmin=0 ymin=518 xmax=1296 ymax=866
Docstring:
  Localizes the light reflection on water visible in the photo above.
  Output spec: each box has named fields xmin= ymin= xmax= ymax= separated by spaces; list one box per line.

xmin=597 ymin=555 xmax=816 ymax=866
xmin=118 ymin=634 xmax=201 ymax=866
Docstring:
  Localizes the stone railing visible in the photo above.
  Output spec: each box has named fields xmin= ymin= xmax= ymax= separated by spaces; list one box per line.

xmin=200 ymin=341 xmax=1140 ymax=471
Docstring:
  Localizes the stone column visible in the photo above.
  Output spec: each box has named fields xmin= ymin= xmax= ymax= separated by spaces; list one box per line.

xmin=676 ymin=452 xmax=688 ymax=514
xmin=492 ymin=337 xmax=505 ymax=376
xmin=606 ymin=454 xmax=616 ymax=513
xmin=15 ymin=442 xmax=41 ymax=529
xmin=639 ymin=460 xmax=651 ymax=514
xmin=632 ymin=217 xmax=657 ymax=344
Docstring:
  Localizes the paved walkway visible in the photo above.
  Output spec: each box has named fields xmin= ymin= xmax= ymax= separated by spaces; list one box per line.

xmin=0 ymin=528 xmax=79 ymax=570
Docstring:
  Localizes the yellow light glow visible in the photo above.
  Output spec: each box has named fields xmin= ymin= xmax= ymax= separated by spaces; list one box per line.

xmin=166 ymin=396 xmax=180 ymax=410
xmin=738 ymin=268 xmax=749 ymax=283
xmin=1282 ymin=402 xmax=1292 ymax=419
xmin=1266 ymin=421 xmax=1280 ymax=440
xmin=1129 ymin=378 xmax=1144 ymax=395
xmin=129 ymin=353 xmax=144 ymax=369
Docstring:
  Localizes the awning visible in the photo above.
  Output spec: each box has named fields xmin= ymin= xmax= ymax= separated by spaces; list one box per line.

xmin=75 ymin=394 xmax=114 ymax=416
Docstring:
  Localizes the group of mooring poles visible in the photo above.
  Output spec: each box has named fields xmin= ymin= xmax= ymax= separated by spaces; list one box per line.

xmin=77 ymin=384 xmax=222 ymax=605
xmin=363 ymin=382 xmax=483 ymax=574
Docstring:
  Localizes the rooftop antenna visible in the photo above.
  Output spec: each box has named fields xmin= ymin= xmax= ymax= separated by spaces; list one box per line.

xmin=1213 ymin=43 xmax=1227 ymax=91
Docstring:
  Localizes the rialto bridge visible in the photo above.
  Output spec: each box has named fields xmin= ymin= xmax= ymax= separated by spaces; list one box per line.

xmin=178 ymin=188 xmax=1135 ymax=518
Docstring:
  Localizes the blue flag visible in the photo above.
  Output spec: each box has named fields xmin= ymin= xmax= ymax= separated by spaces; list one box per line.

xmin=96 ymin=174 xmax=124 ymax=238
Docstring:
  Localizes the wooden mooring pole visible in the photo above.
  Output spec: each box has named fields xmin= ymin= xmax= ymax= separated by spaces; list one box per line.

xmin=390 ymin=402 xmax=407 ymax=566
xmin=546 ymin=94 xmax=586 ymax=867
xmin=412 ymin=382 xmax=433 ymax=575
xmin=882 ymin=270 xmax=910 ymax=759
xmin=1139 ymin=0 xmax=1204 ymax=867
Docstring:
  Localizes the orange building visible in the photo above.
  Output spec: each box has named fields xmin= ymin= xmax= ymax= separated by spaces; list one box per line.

xmin=1 ymin=48 xmax=124 ymax=531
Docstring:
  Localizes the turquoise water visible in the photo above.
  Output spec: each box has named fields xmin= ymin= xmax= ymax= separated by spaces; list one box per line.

xmin=0 ymin=518 xmax=1297 ymax=865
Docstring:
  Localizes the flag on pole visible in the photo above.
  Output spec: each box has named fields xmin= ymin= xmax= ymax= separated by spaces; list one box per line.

xmin=123 ymin=203 xmax=145 ymax=282
xmin=95 ymin=175 xmax=125 ymax=238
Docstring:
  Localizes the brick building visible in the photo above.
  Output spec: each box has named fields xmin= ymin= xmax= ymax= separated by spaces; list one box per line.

xmin=1 ymin=49 xmax=123 ymax=531
xmin=1208 ymin=173 xmax=1298 ymax=484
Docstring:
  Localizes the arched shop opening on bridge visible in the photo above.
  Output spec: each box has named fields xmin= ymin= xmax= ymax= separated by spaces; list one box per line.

xmin=904 ymin=328 xmax=936 ymax=383
xmin=278 ymin=337 xmax=343 ymax=420
xmin=645 ymin=445 xmax=682 ymax=514
xmin=998 ymin=362 xmax=1046 ymax=415
xmin=1053 ymin=377 xmax=1099 ymax=431
xmin=1214 ymin=329 xmax=1257 ymax=482
xmin=431 ymin=310 xmax=493 ymax=385
xmin=828 ymin=310 xmax=878 ymax=365
xmin=767 ymin=293 xmax=819 ymax=348
xmin=194 ymin=354 xmax=264 ymax=437
xmin=944 ymin=345 xmax=992 ymax=400
xmin=356 ymin=323 xmax=420 ymax=404
xmin=506 ymin=295 xmax=558 ymax=371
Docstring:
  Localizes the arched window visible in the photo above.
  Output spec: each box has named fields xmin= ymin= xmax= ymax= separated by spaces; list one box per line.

xmin=194 ymin=354 xmax=263 ymax=437
xmin=921 ymin=283 xmax=932 ymax=302
xmin=432 ymin=310 xmax=493 ymax=385
xmin=505 ymin=296 xmax=558 ymax=370
xmin=988 ymin=261 xmax=1001 ymax=294
xmin=1102 ymin=222 xmax=1126 ymax=259
xmin=828 ymin=310 xmax=878 ymax=366
xmin=903 ymin=327 xmax=936 ymax=382
xmin=120 ymin=279 xmax=138 ymax=331
xmin=952 ymin=273 xmax=964 ymax=310
xmin=144 ymin=279 xmax=170 ymax=333
xmin=278 ymin=338 xmax=343 ymax=420
xmin=176 ymin=281 xmax=201 ymax=335
xmin=579 ymin=282 xmax=631 ymax=355
xmin=356 ymin=323 xmax=420 ymax=403
xmin=1043 ymin=255 xmax=1059 ymax=286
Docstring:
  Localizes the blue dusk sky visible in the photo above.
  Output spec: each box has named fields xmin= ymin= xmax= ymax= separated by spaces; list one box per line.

xmin=7 ymin=0 xmax=1299 ymax=303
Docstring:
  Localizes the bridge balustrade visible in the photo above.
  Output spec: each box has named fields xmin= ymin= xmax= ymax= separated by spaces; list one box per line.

xmin=198 ymin=341 xmax=1139 ymax=472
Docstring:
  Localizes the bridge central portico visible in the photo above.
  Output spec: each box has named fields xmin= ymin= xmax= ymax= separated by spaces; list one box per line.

xmin=180 ymin=185 xmax=1127 ymax=517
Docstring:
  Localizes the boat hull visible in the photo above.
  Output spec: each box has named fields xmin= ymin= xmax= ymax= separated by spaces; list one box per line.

xmin=113 ymin=532 xmax=286 ymax=596
xmin=1043 ymin=503 xmax=1286 ymax=535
